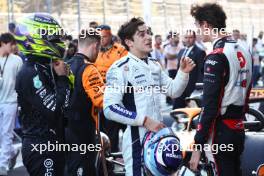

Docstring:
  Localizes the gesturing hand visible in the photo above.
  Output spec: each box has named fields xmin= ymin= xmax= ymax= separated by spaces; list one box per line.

xmin=189 ymin=150 xmax=201 ymax=172
xmin=180 ymin=57 xmax=196 ymax=73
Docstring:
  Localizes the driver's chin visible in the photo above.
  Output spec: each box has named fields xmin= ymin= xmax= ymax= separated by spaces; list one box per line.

xmin=138 ymin=46 xmax=151 ymax=55
xmin=7 ymin=50 xmax=12 ymax=55
xmin=144 ymin=47 xmax=152 ymax=55
xmin=148 ymin=46 xmax=153 ymax=52
xmin=101 ymin=43 xmax=107 ymax=48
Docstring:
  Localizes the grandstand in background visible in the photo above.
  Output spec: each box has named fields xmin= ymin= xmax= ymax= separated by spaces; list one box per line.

xmin=1 ymin=0 xmax=264 ymax=38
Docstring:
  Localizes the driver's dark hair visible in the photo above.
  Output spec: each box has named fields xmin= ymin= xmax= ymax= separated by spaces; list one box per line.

xmin=78 ymin=29 xmax=101 ymax=47
xmin=0 ymin=33 xmax=16 ymax=47
xmin=190 ymin=3 xmax=226 ymax=30
xmin=117 ymin=17 xmax=145 ymax=51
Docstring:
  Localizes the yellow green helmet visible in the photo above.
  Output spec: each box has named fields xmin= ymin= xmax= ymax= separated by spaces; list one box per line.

xmin=15 ymin=13 xmax=66 ymax=60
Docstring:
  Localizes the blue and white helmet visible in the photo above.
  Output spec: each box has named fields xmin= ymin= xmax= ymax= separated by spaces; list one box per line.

xmin=142 ymin=127 xmax=183 ymax=176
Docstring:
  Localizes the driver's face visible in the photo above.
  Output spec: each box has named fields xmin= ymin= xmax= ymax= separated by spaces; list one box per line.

xmin=130 ymin=25 xmax=153 ymax=54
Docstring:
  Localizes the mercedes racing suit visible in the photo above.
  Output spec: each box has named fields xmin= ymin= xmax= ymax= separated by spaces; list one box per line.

xmin=103 ymin=52 xmax=189 ymax=176
xmin=194 ymin=37 xmax=252 ymax=176
xmin=15 ymin=59 xmax=70 ymax=176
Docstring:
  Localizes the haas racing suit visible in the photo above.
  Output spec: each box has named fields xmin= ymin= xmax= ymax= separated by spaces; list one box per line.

xmin=103 ymin=52 xmax=189 ymax=176
xmin=194 ymin=36 xmax=252 ymax=176
xmin=15 ymin=59 xmax=70 ymax=176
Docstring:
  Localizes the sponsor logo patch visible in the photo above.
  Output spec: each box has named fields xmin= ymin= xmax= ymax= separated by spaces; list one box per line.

xmin=33 ymin=75 xmax=43 ymax=89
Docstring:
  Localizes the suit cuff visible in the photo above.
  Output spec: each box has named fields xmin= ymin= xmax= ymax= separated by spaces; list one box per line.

xmin=136 ymin=115 xmax=146 ymax=126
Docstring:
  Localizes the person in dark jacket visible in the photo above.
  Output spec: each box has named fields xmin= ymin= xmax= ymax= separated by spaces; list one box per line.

xmin=173 ymin=30 xmax=206 ymax=109
xmin=66 ymin=29 xmax=104 ymax=176
xmin=15 ymin=13 xmax=70 ymax=176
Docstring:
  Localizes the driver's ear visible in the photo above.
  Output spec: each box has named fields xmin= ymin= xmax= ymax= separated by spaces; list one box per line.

xmin=201 ymin=21 xmax=209 ymax=29
xmin=125 ymin=39 xmax=133 ymax=49
xmin=96 ymin=41 xmax=101 ymax=50
xmin=203 ymin=21 xmax=210 ymax=28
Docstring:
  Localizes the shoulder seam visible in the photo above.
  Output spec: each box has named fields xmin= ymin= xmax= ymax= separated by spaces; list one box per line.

xmin=117 ymin=57 xmax=130 ymax=67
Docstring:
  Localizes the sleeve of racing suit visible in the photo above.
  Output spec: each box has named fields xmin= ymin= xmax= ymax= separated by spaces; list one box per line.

xmin=103 ymin=65 xmax=145 ymax=126
xmin=27 ymin=70 xmax=70 ymax=119
xmin=160 ymin=66 xmax=189 ymax=98
xmin=82 ymin=64 xmax=104 ymax=108
xmin=194 ymin=54 xmax=227 ymax=145
xmin=199 ymin=50 xmax=207 ymax=77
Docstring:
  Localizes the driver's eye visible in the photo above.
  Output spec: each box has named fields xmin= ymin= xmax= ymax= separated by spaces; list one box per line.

xmin=139 ymin=32 xmax=145 ymax=37
xmin=146 ymin=30 xmax=152 ymax=35
xmin=138 ymin=30 xmax=152 ymax=38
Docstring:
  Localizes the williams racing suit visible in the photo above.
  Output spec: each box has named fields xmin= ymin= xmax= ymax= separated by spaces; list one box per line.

xmin=103 ymin=52 xmax=189 ymax=176
xmin=15 ymin=59 xmax=70 ymax=176
xmin=194 ymin=36 xmax=252 ymax=176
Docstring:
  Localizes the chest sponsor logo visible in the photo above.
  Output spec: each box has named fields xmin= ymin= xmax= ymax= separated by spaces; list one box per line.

xmin=124 ymin=65 xmax=129 ymax=71
xmin=132 ymin=66 xmax=139 ymax=72
xmin=44 ymin=158 xmax=54 ymax=176
xmin=136 ymin=80 xmax=147 ymax=84
xmin=33 ymin=75 xmax=43 ymax=89
xmin=151 ymin=72 xmax=159 ymax=76
xmin=77 ymin=167 xmax=84 ymax=176
xmin=39 ymin=89 xmax=47 ymax=98
xmin=205 ymin=60 xmax=218 ymax=66
xmin=206 ymin=66 xmax=212 ymax=73
xmin=135 ymin=74 xmax=145 ymax=79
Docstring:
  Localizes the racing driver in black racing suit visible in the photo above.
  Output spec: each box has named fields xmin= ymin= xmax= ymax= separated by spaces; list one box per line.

xmin=189 ymin=3 xmax=252 ymax=176
xmin=15 ymin=13 xmax=70 ymax=176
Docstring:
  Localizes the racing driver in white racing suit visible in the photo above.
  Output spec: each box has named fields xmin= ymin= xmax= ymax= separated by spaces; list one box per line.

xmin=103 ymin=17 xmax=195 ymax=176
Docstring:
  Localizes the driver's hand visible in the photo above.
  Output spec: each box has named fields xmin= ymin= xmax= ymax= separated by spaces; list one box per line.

xmin=180 ymin=57 xmax=196 ymax=73
xmin=143 ymin=116 xmax=166 ymax=132
xmin=189 ymin=150 xmax=201 ymax=172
